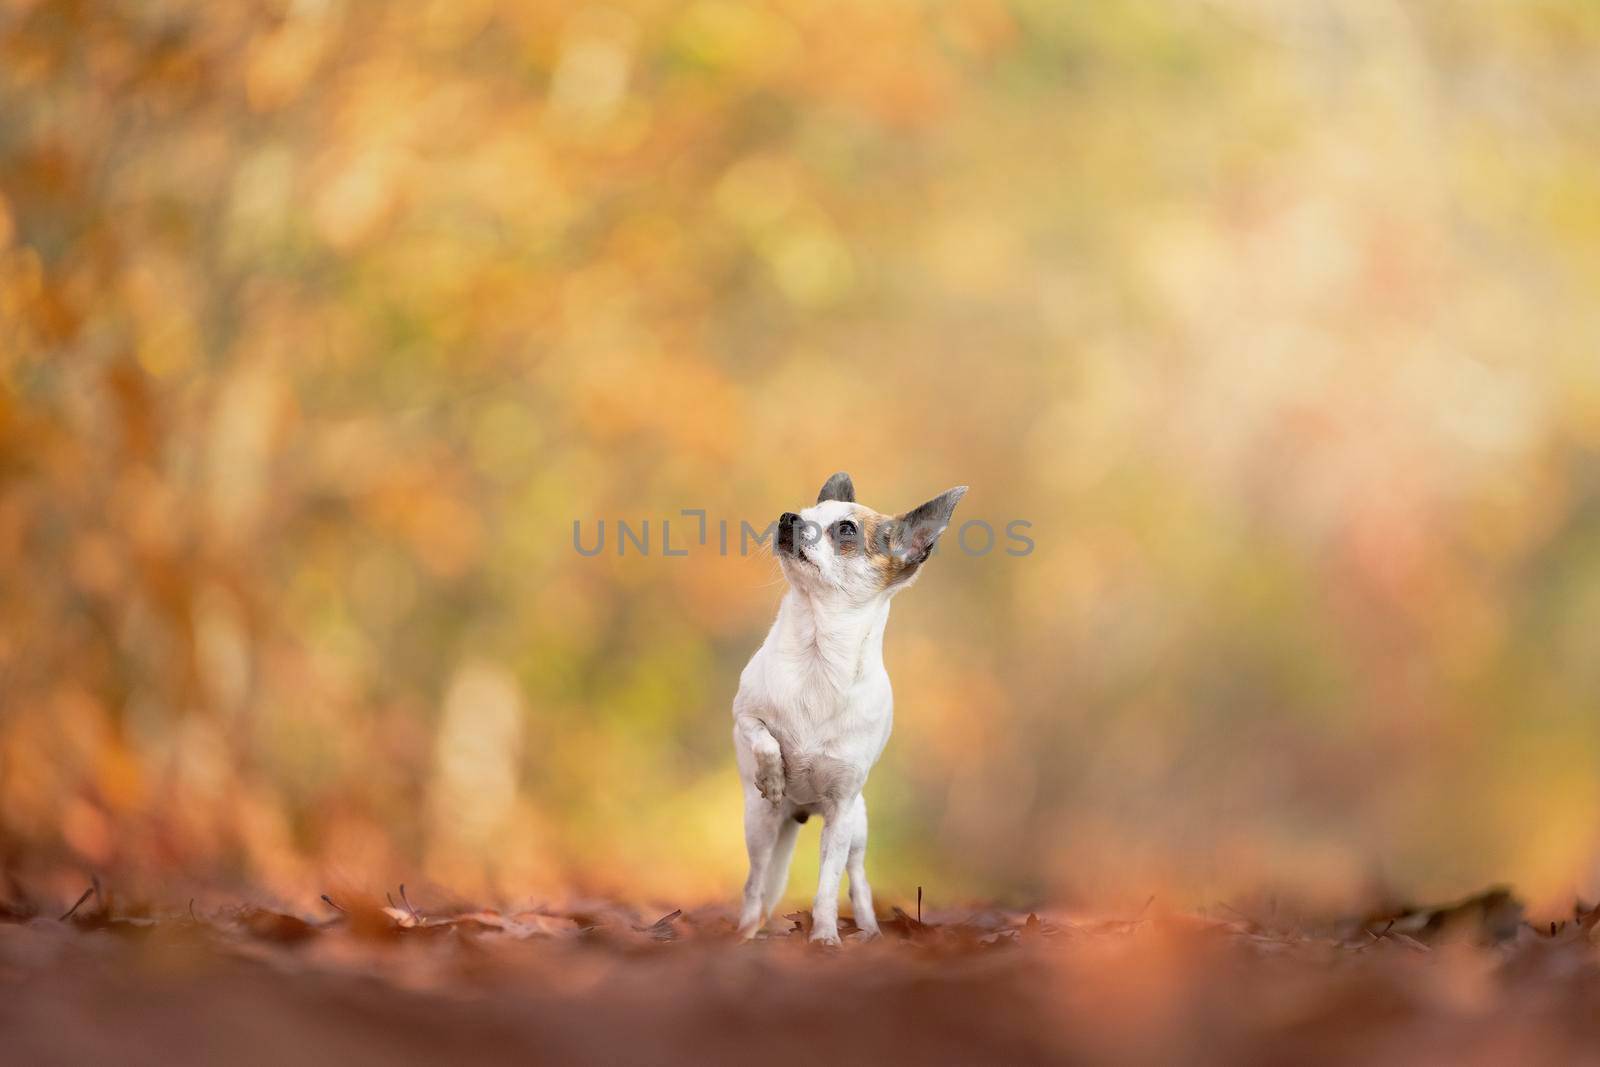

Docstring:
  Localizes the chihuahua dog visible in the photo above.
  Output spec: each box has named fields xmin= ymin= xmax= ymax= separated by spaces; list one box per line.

xmin=733 ymin=472 xmax=966 ymax=944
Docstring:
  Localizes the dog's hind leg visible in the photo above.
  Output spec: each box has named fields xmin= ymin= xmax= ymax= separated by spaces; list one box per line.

xmin=759 ymin=814 xmax=802 ymax=919
xmin=737 ymin=793 xmax=783 ymax=939
xmin=845 ymin=794 xmax=880 ymax=938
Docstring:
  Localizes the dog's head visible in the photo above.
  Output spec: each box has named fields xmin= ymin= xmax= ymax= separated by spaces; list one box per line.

xmin=774 ymin=472 xmax=967 ymax=600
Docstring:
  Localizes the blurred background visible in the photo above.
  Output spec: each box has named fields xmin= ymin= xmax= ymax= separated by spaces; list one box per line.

xmin=3 ymin=0 xmax=1599 ymax=915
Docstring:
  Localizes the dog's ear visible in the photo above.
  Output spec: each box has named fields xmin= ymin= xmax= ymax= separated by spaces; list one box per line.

xmin=817 ymin=471 xmax=856 ymax=504
xmin=895 ymin=486 xmax=967 ymax=562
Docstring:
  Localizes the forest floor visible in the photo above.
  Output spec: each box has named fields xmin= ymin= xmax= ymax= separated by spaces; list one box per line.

xmin=3 ymin=883 xmax=1599 ymax=1065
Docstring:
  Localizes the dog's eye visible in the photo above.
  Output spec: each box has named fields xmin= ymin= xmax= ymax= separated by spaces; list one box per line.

xmin=837 ymin=520 xmax=857 ymax=539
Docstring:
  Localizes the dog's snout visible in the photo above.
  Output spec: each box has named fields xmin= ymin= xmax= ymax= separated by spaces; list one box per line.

xmin=776 ymin=511 xmax=798 ymax=554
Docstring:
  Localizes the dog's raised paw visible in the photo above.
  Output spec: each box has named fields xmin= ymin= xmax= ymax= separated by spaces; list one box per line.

xmin=755 ymin=765 xmax=784 ymax=806
xmin=753 ymin=746 xmax=785 ymax=806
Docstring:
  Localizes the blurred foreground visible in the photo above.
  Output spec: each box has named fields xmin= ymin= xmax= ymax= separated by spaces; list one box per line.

xmin=4 ymin=886 xmax=1600 ymax=1065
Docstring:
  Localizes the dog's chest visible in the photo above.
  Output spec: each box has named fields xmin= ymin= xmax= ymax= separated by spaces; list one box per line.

xmin=762 ymin=665 xmax=893 ymax=797
xmin=772 ymin=672 xmax=888 ymax=740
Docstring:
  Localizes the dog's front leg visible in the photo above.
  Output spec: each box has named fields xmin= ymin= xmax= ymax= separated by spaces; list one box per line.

xmin=809 ymin=798 xmax=854 ymax=946
xmin=735 ymin=713 xmax=784 ymax=807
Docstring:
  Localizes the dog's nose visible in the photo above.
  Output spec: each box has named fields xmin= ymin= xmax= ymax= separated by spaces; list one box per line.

xmin=776 ymin=512 xmax=798 ymax=554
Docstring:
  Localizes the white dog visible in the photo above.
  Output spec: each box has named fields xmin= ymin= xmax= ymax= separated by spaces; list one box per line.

xmin=733 ymin=472 xmax=966 ymax=944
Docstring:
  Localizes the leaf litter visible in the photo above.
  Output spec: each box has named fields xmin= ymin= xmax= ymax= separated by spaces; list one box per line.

xmin=2 ymin=881 xmax=1600 ymax=1064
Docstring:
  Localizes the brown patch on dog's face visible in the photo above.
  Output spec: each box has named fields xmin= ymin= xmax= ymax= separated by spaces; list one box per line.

xmin=853 ymin=510 xmax=923 ymax=590
xmin=808 ymin=505 xmax=925 ymax=592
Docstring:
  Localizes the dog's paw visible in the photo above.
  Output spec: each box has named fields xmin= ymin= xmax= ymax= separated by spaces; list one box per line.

xmin=809 ymin=927 xmax=842 ymax=947
xmin=753 ymin=746 xmax=785 ymax=807
xmin=849 ymin=924 xmax=881 ymax=942
xmin=755 ymin=770 xmax=784 ymax=806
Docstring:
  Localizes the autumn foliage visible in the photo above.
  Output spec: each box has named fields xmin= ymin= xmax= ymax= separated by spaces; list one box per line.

xmin=4 ymin=0 xmax=1600 ymax=959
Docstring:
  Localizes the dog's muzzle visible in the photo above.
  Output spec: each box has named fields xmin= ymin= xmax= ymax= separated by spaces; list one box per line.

xmin=776 ymin=511 xmax=799 ymax=555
